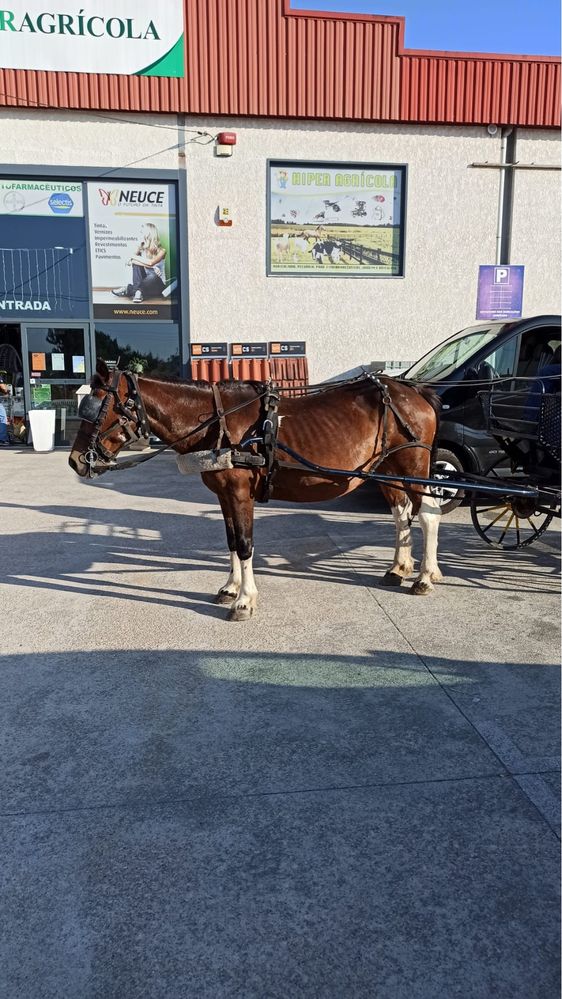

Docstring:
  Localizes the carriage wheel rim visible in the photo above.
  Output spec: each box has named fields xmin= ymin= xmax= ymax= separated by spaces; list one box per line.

xmin=470 ymin=453 xmax=556 ymax=549
xmin=471 ymin=497 xmax=554 ymax=549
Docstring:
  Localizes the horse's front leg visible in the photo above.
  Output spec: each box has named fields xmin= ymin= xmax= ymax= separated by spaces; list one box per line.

xmin=216 ymin=495 xmax=242 ymax=605
xmin=411 ymin=491 xmax=443 ymax=596
xmin=227 ymin=476 xmax=258 ymax=622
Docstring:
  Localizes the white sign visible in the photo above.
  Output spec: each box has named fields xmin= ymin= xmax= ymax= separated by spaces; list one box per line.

xmin=0 ymin=2 xmax=184 ymax=77
xmin=0 ymin=179 xmax=84 ymax=217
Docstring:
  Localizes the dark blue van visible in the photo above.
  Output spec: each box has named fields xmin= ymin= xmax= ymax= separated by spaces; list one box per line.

xmin=403 ymin=315 xmax=561 ymax=511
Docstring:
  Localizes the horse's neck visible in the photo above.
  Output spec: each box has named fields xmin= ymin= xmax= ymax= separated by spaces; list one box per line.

xmin=137 ymin=377 xmax=213 ymax=447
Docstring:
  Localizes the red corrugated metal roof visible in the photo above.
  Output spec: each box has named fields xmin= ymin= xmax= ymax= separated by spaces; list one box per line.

xmin=0 ymin=0 xmax=558 ymax=127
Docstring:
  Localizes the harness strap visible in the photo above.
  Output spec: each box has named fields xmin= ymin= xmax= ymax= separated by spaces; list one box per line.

xmin=212 ymin=383 xmax=231 ymax=450
xmin=369 ymin=373 xmax=421 ymax=457
xmin=128 ymin=373 xmax=151 ymax=439
xmin=258 ymin=382 xmax=281 ymax=503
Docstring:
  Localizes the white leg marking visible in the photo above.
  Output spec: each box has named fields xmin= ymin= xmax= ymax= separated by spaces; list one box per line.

xmin=388 ymin=497 xmax=414 ymax=577
xmin=217 ymin=551 xmax=242 ymax=603
xmin=412 ymin=492 xmax=443 ymax=595
xmin=229 ymin=550 xmax=258 ymax=620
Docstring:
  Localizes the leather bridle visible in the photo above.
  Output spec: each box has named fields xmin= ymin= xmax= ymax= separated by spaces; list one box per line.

xmin=78 ymin=368 xmax=151 ymax=476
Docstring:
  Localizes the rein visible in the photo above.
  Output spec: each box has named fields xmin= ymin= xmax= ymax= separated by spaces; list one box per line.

xmin=80 ymin=373 xmax=271 ymax=477
xmin=80 ymin=369 xmax=431 ymax=487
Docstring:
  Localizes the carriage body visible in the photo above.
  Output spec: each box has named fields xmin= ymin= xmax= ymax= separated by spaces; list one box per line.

xmin=471 ymin=379 xmax=561 ymax=548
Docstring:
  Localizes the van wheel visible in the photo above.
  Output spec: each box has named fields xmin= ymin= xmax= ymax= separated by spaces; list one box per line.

xmin=430 ymin=449 xmax=466 ymax=514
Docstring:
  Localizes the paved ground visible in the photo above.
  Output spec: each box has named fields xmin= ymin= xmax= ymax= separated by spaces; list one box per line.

xmin=1 ymin=449 xmax=560 ymax=999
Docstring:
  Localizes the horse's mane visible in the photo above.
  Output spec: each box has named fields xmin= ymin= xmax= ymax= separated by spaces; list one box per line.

xmin=140 ymin=375 xmax=265 ymax=393
xmin=414 ymin=383 xmax=441 ymax=416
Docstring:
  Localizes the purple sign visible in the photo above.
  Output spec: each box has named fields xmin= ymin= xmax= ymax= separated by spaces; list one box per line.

xmin=476 ymin=265 xmax=525 ymax=320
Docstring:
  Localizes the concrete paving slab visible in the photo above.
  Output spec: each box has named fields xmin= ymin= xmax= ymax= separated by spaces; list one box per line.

xmin=1 ymin=778 xmax=559 ymax=999
xmin=0 ymin=647 xmax=503 ymax=812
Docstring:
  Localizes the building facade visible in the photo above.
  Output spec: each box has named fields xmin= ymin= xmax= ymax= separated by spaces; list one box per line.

xmin=0 ymin=0 xmax=559 ymax=440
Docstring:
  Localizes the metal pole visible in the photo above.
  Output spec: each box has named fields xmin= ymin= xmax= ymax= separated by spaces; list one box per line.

xmin=495 ymin=127 xmax=513 ymax=265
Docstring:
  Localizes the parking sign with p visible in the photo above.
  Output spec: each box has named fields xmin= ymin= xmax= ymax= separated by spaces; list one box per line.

xmin=477 ymin=265 xmax=525 ymax=320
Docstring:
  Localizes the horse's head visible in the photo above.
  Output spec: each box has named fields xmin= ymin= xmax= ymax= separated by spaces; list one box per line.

xmin=68 ymin=359 xmax=150 ymax=478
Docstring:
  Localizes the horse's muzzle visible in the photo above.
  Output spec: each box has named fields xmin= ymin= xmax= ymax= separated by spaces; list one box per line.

xmin=68 ymin=450 xmax=115 ymax=478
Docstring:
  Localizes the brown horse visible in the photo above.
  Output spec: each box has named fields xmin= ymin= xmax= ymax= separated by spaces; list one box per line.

xmin=69 ymin=361 xmax=442 ymax=621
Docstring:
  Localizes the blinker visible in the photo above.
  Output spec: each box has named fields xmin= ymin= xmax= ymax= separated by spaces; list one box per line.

xmin=78 ymin=393 xmax=104 ymax=423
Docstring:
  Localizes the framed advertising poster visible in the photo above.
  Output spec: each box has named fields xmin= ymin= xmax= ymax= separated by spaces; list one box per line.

xmin=268 ymin=161 xmax=406 ymax=277
xmin=87 ymin=181 xmax=179 ymax=321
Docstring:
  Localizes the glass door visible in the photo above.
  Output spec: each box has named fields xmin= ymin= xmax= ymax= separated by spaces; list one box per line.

xmin=22 ymin=325 xmax=91 ymax=446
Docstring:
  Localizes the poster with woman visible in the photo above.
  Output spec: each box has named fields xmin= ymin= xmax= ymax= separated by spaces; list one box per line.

xmin=87 ymin=181 xmax=178 ymax=320
xmin=268 ymin=162 xmax=406 ymax=277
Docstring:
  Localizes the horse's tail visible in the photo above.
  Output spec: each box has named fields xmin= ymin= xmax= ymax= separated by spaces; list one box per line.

xmin=415 ymin=384 xmax=441 ymax=464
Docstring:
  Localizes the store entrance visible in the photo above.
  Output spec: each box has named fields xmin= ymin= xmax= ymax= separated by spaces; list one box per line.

xmin=22 ymin=325 xmax=92 ymax=446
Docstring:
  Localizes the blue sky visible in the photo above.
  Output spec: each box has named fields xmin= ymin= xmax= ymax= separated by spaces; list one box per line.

xmin=290 ymin=0 xmax=561 ymax=56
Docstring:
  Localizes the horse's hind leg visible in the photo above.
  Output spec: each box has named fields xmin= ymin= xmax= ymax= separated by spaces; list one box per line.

xmin=411 ymin=491 xmax=443 ymax=596
xmin=380 ymin=487 xmax=415 ymax=586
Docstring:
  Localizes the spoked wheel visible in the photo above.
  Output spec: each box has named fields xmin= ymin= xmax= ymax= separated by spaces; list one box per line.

xmin=470 ymin=457 xmax=555 ymax=549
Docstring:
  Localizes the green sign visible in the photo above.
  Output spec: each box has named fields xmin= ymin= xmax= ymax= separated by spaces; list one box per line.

xmin=32 ymin=384 xmax=52 ymax=405
xmin=0 ymin=3 xmax=185 ymax=77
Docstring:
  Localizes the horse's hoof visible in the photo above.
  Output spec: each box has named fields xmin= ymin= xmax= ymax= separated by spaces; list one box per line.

xmin=411 ymin=580 xmax=432 ymax=596
xmin=215 ymin=590 xmax=237 ymax=605
xmin=381 ymin=571 xmax=403 ymax=587
xmin=227 ymin=604 xmax=254 ymax=622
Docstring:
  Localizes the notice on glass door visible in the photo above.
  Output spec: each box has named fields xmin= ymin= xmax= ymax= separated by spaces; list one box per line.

xmin=32 ymin=384 xmax=52 ymax=404
xmin=72 ymin=355 xmax=85 ymax=374
xmin=31 ymin=352 xmax=46 ymax=370
xmin=51 ymin=353 xmax=65 ymax=371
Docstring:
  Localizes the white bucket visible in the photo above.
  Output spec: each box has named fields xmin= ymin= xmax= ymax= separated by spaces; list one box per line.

xmin=29 ymin=409 xmax=56 ymax=452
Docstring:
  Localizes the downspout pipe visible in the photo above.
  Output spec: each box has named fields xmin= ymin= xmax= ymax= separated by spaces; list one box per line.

xmin=495 ymin=126 xmax=515 ymax=264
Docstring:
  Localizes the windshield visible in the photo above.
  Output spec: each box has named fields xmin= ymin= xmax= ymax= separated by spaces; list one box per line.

xmin=406 ymin=327 xmax=502 ymax=381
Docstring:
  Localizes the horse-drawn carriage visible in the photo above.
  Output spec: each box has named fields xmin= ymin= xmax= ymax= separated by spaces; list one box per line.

xmin=68 ymin=362 xmax=560 ymax=619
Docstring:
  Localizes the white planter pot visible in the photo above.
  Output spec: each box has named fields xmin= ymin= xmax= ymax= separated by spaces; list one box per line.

xmin=29 ymin=409 xmax=56 ymax=452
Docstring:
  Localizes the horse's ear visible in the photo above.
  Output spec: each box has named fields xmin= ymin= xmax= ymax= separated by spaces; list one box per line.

xmin=96 ymin=358 xmax=110 ymax=382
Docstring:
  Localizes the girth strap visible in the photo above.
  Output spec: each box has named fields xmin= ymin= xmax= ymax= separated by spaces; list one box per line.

xmin=258 ymin=382 xmax=281 ymax=503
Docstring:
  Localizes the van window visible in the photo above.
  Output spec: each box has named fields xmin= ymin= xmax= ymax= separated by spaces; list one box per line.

xmin=516 ymin=327 xmax=561 ymax=379
xmin=406 ymin=329 xmax=499 ymax=381
xmin=478 ymin=336 xmax=518 ymax=378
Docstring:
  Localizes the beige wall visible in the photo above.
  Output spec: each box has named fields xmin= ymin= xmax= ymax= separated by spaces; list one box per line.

xmin=510 ymin=128 xmax=561 ymax=321
xmin=1 ymin=110 xmax=560 ymax=381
